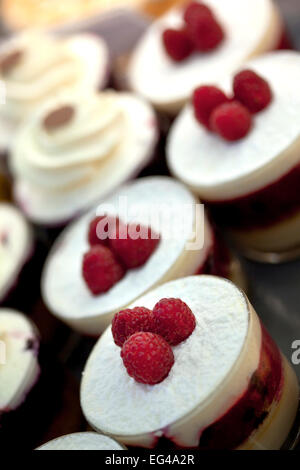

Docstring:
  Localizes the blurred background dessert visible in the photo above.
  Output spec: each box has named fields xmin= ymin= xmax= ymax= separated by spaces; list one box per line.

xmin=0 ymin=31 xmax=109 ymax=154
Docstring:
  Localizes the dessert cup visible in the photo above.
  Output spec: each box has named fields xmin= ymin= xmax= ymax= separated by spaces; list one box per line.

xmin=10 ymin=90 xmax=158 ymax=227
xmin=167 ymin=51 xmax=300 ymax=263
xmin=0 ymin=31 xmax=109 ymax=155
xmin=0 ymin=203 xmax=34 ymax=305
xmin=37 ymin=432 xmax=125 ymax=450
xmin=0 ymin=308 xmax=84 ymax=450
xmin=80 ymin=275 xmax=300 ymax=450
xmin=128 ymin=0 xmax=288 ymax=115
xmin=41 ymin=176 xmax=244 ymax=336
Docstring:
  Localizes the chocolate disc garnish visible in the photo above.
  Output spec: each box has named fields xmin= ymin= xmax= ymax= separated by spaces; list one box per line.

xmin=0 ymin=50 xmax=23 ymax=75
xmin=43 ymin=105 xmax=75 ymax=131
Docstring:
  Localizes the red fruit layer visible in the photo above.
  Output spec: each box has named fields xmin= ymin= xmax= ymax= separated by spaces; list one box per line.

xmin=150 ymin=322 xmax=283 ymax=449
xmin=205 ymin=159 xmax=300 ymax=231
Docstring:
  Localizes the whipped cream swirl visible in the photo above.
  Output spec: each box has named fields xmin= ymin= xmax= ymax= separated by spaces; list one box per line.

xmin=0 ymin=32 xmax=107 ymax=122
xmin=11 ymin=92 xmax=125 ymax=191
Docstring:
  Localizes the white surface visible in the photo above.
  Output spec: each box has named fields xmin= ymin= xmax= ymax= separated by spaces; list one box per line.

xmin=37 ymin=432 xmax=124 ymax=450
xmin=167 ymin=51 xmax=300 ymax=200
xmin=0 ymin=309 xmax=40 ymax=411
xmin=129 ymin=0 xmax=280 ymax=110
xmin=0 ymin=204 xmax=33 ymax=302
xmin=42 ymin=177 xmax=207 ymax=327
xmin=81 ymin=275 xmax=249 ymax=436
xmin=11 ymin=91 xmax=158 ymax=224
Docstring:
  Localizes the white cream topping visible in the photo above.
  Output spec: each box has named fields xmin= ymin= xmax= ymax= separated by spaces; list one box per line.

xmin=42 ymin=177 xmax=212 ymax=335
xmin=11 ymin=91 xmax=158 ymax=225
xmin=37 ymin=432 xmax=125 ymax=450
xmin=81 ymin=276 xmax=249 ymax=438
xmin=0 ymin=309 xmax=40 ymax=411
xmin=167 ymin=51 xmax=300 ymax=201
xmin=0 ymin=32 xmax=109 ymax=152
xmin=0 ymin=204 xmax=33 ymax=302
xmin=129 ymin=0 xmax=282 ymax=112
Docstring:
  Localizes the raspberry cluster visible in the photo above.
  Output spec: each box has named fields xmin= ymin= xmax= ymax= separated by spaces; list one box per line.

xmin=162 ymin=1 xmax=225 ymax=62
xmin=193 ymin=70 xmax=273 ymax=141
xmin=112 ymin=298 xmax=196 ymax=385
xmin=82 ymin=215 xmax=160 ymax=295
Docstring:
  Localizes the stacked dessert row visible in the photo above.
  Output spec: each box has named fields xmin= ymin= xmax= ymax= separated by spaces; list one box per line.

xmin=0 ymin=0 xmax=299 ymax=451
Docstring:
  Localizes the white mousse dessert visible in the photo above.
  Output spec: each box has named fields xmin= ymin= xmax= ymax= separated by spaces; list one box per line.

xmin=0 ymin=309 xmax=40 ymax=416
xmin=0 ymin=203 xmax=33 ymax=303
xmin=80 ymin=275 xmax=299 ymax=450
xmin=0 ymin=31 xmax=109 ymax=153
xmin=167 ymin=51 xmax=300 ymax=260
xmin=41 ymin=177 xmax=218 ymax=335
xmin=37 ymin=432 xmax=125 ymax=450
xmin=10 ymin=90 xmax=158 ymax=226
xmin=128 ymin=0 xmax=284 ymax=114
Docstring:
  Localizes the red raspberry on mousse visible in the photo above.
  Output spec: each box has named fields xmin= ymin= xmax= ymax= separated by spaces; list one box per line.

xmin=210 ymin=101 xmax=252 ymax=141
xmin=186 ymin=5 xmax=225 ymax=52
xmin=121 ymin=332 xmax=174 ymax=385
xmin=112 ymin=307 xmax=153 ymax=347
xmin=151 ymin=298 xmax=196 ymax=346
xmin=233 ymin=69 xmax=273 ymax=113
xmin=193 ymin=85 xmax=230 ymax=129
xmin=184 ymin=2 xmax=213 ymax=26
xmin=88 ymin=215 xmax=119 ymax=247
xmin=109 ymin=222 xmax=160 ymax=269
xmin=82 ymin=245 xmax=125 ymax=295
xmin=162 ymin=28 xmax=194 ymax=62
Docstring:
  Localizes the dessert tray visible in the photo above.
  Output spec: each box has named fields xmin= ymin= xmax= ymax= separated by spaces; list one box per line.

xmin=0 ymin=0 xmax=300 ymax=451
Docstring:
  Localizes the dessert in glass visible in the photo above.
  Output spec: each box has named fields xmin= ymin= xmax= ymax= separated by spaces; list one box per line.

xmin=167 ymin=51 xmax=300 ymax=262
xmin=128 ymin=0 xmax=289 ymax=115
xmin=9 ymin=90 xmax=158 ymax=226
xmin=41 ymin=176 xmax=244 ymax=336
xmin=0 ymin=308 xmax=84 ymax=449
xmin=0 ymin=203 xmax=34 ymax=305
xmin=80 ymin=275 xmax=300 ymax=450
xmin=37 ymin=432 xmax=125 ymax=450
xmin=0 ymin=31 xmax=109 ymax=155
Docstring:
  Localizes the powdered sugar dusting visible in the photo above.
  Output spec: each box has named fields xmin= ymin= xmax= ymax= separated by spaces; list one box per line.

xmin=81 ymin=276 xmax=248 ymax=436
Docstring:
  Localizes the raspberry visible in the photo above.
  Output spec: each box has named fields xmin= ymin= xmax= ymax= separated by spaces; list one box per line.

xmin=152 ymin=298 xmax=196 ymax=346
xmin=233 ymin=69 xmax=273 ymax=113
xmin=109 ymin=223 xmax=160 ymax=269
xmin=82 ymin=245 xmax=125 ymax=295
xmin=184 ymin=2 xmax=213 ymax=26
xmin=88 ymin=215 xmax=119 ymax=246
xmin=186 ymin=8 xmax=225 ymax=51
xmin=121 ymin=332 xmax=174 ymax=385
xmin=210 ymin=101 xmax=252 ymax=141
xmin=162 ymin=28 xmax=194 ymax=62
xmin=112 ymin=307 xmax=153 ymax=347
xmin=193 ymin=85 xmax=230 ymax=129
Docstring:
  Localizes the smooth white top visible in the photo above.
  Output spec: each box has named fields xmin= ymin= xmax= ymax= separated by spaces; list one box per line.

xmin=0 ymin=204 xmax=33 ymax=302
xmin=168 ymin=51 xmax=300 ymax=200
xmin=129 ymin=0 xmax=280 ymax=110
xmin=0 ymin=309 xmax=40 ymax=411
xmin=42 ymin=177 xmax=206 ymax=323
xmin=81 ymin=275 xmax=249 ymax=436
xmin=37 ymin=432 xmax=124 ymax=450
